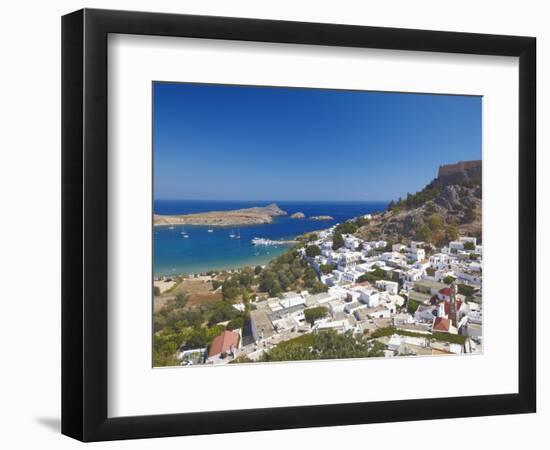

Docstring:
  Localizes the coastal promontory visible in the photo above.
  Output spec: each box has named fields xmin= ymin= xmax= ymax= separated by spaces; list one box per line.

xmin=154 ymin=203 xmax=287 ymax=227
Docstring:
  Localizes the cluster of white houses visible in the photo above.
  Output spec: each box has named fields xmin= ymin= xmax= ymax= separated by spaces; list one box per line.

xmin=178 ymin=224 xmax=483 ymax=365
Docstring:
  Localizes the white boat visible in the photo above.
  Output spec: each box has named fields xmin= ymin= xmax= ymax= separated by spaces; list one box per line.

xmin=168 ymin=225 xmax=175 ymax=230
xmin=229 ymin=230 xmax=236 ymax=238
xmin=236 ymin=229 xmax=241 ymax=239
xmin=207 ymin=229 xmax=214 ymax=233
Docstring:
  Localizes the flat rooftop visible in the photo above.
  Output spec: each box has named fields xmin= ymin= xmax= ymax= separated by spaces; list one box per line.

xmin=250 ymin=308 xmax=275 ymax=340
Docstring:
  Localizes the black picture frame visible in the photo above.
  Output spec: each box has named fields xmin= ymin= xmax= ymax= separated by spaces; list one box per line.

xmin=62 ymin=8 xmax=536 ymax=442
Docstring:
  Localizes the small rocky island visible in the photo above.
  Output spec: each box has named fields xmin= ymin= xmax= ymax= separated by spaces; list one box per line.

xmin=154 ymin=203 xmax=287 ymax=227
xmin=309 ymin=215 xmax=334 ymax=221
xmin=290 ymin=212 xmax=305 ymax=219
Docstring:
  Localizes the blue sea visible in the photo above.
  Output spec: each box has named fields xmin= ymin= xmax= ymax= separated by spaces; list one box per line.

xmin=153 ymin=200 xmax=387 ymax=277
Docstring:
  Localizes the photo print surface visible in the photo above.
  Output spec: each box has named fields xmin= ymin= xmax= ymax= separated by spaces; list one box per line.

xmin=152 ymin=82 xmax=483 ymax=367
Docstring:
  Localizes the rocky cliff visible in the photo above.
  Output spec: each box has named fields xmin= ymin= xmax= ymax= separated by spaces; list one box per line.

xmin=355 ymin=161 xmax=482 ymax=244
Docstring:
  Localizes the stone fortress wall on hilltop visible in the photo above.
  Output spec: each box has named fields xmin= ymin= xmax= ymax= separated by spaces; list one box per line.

xmin=437 ymin=160 xmax=481 ymax=178
xmin=434 ymin=160 xmax=482 ymax=187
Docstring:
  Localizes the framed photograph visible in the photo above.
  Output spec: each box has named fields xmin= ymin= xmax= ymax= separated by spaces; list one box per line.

xmin=62 ymin=8 xmax=536 ymax=442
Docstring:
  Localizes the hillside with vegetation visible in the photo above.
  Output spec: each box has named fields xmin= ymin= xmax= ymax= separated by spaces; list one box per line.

xmin=354 ymin=160 xmax=482 ymax=246
xmin=153 ymin=249 xmax=329 ymax=366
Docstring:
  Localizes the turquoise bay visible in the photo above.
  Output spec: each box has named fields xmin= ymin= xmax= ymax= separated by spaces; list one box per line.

xmin=153 ymin=200 xmax=387 ymax=277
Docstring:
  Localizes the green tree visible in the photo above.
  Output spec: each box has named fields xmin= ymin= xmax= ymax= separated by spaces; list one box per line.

xmin=259 ymin=271 xmax=277 ymax=293
xmin=254 ymin=265 xmax=263 ymax=275
xmin=207 ymin=301 xmax=237 ymax=326
xmin=407 ymin=299 xmax=420 ymax=315
xmin=357 ymin=265 xmax=391 ymax=283
xmin=332 ymin=232 xmax=344 ymax=250
xmin=269 ymin=281 xmax=282 ymax=297
xmin=305 ymin=245 xmax=321 ymax=258
xmin=153 ymin=334 xmax=180 ymax=367
xmin=304 ymin=306 xmax=328 ymax=325
xmin=223 ymin=286 xmax=241 ymax=302
xmin=260 ymin=331 xmax=384 ymax=362
xmin=227 ymin=315 xmax=246 ymax=330
xmin=447 ymin=223 xmax=459 ymax=241
xmin=463 ymin=241 xmax=476 ymax=250
xmin=153 ymin=285 xmax=161 ymax=296
xmin=309 ymin=282 xmax=328 ymax=294
xmin=417 ymin=224 xmax=432 ymax=242
xmin=238 ymin=269 xmax=254 ymax=288
xmin=427 ymin=213 xmax=444 ymax=232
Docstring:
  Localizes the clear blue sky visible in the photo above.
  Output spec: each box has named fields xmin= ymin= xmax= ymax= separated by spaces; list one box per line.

xmin=153 ymin=82 xmax=481 ymax=202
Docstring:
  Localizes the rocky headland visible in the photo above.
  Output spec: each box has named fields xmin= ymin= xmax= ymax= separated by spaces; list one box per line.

xmin=154 ymin=203 xmax=287 ymax=227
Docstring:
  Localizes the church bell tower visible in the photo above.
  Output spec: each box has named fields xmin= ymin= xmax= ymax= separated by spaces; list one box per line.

xmin=449 ymin=281 xmax=459 ymax=327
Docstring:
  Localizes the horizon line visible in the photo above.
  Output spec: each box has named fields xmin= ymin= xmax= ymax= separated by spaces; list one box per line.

xmin=153 ymin=198 xmax=390 ymax=203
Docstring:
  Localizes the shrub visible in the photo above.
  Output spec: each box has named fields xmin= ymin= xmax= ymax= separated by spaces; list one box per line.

xmin=357 ymin=265 xmax=391 ymax=284
xmin=174 ymin=292 xmax=188 ymax=308
xmin=229 ymin=355 xmax=254 ymax=364
xmin=427 ymin=213 xmax=444 ymax=232
xmin=354 ymin=216 xmax=370 ymax=227
xmin=260 ymin=331 xmax=384 ymax=362
xmin=443 ymin=275 xmax=456 ymax=285
xmin=319 ymin=263 xmax=336 ymax=275
xmin=417 ymin=224 xmax=432 ymax=242
xmin=335 ymin=221 xmax=358 ymax=234
xmin=458 ymin=283 xmax=475 ymax=296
